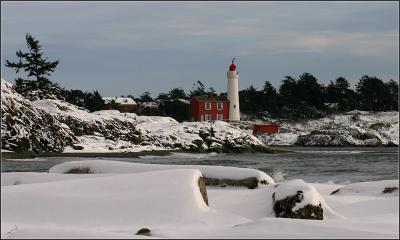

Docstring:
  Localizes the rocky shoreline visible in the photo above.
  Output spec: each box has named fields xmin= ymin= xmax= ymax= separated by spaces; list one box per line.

xmin=1 ymin=79 xmax=272 ymax=155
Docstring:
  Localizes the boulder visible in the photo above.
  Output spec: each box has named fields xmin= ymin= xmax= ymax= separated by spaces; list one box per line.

xmin=272 ymin=190 xmax=323 ymax=220
xmin=136 ymin=228 xmax=151 ymax=236
xmin=198 ymin=176 xmax=209 ymax=206
xmin=271 ymin=179 xmax=330 ymax=220
xmin=364 ymin=138 xmax=382 ymax=146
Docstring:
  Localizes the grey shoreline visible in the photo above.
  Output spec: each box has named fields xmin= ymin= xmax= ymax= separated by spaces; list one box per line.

xmin=1 ymin=149 xmax=179 ymax=160
xmin=3 ymin=145 xmax=397 ymax=160
xmin=1 ymin=147 xmax=295 ymax=160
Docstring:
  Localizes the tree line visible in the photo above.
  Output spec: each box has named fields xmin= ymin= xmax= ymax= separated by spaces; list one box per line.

xmin=239 ymin=73 xmax=398 ymax=119
xmin=5 ymin=33 xmax=399 ymax=122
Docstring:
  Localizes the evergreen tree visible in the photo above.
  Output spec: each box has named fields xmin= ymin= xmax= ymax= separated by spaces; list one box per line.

xmin=208 ymin=87 xmax=217 ymax=95
xmin=296 ymin=72 xmax=324 ymax=109
xmin=140 ymin=91 xmax=153 ymax=102
xmin=385 ymin=79 xmax=399 ymax=111
xmin=5 ymin=33 xmax=63 ymax=100
xmin=64 ymin=89 xmax=86 ymax=107
xmin=162 ymin=100 xmax=189 ymax=122
xmin=169 ymin=87 xmax=187 ymax=99
xmin=190 ymin=81 xmax=207 ymax=98
xmin=157 ymin=93 xmax=170 ymax=100
xmin=239 ymin=85 xmax=264 ymax=115
xmin=262 ymin=80 xmax=280 ymax=116
xmin=84 ymin=90 xmax=105 ymax=112
xmin=356 ymin=76 xmax=390 ymax=111
xmin=108 ymin=99 xmax=121 ymax=110
xmin=279 ymin=76 xmax=297 ymax=98
xmin=326 ymin=77 xmax=357 ymax=112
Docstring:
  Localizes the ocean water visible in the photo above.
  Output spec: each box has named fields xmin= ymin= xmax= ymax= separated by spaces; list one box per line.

xmin=1 ymin=147 xmax=398 ymax=184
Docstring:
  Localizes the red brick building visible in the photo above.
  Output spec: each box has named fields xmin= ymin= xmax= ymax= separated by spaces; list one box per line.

xmin=189 ymin=93 xmax=230 ymax=122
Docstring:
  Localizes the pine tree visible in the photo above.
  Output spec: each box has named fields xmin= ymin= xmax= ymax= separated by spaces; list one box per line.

xmin=356 ymin=76 xmax=390 ymax=111
xmin=5 ymin=33 xmax=63 ymax=100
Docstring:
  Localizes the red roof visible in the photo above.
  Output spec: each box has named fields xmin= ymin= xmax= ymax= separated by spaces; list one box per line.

xmin=229 ymin=63 xmax=236 ymax=71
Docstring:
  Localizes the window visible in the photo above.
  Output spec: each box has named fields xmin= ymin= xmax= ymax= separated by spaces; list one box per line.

xmin=204 ymin=114 xmax=211 ymax=121
xmin=205 ymin=102 xmax=211 ymax=110
xmin=200 ymin=115 xmax=204 ymax=122
xmin=217 ymin=102 xmax=223 ymax=110
xmin=217 ymin=114 xmax=223 ymax=120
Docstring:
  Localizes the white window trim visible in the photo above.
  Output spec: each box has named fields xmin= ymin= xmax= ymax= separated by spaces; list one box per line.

xmin=200 ymin=115 xmax=204 ymax=122
xmin=217 ymin=114 xmax=223 ymax=120
xmin=205 ymin=102 xmax=211 ymax=110
xmin=217 ymin=102 xmax=223 ymax=110
xmin=205 ymin=114 xmax=211 ymax=121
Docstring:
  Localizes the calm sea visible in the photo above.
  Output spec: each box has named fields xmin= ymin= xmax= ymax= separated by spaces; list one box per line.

xmin=1 ymin=147 xmax=398 ymax=184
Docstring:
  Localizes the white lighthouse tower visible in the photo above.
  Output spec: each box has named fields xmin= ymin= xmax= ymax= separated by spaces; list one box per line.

xmin=227 ymin=58 xmax=240 ymax=121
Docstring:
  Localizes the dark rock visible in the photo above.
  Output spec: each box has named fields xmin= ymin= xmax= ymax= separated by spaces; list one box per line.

xmin=72 ymin=145 xmax=84 ymax=150
xmin=273 ymin=190 xmax=323 ymax=220
xmin=64 ymin=167 xmax=92 ymax=174
xmin=364 ymin=138 xmax=381 ymax=146
xmin=136 ymin=228 xmax=151 ymax=236
xmin=204 ymin=177 xmax=260 ymax=189
xmin=382 ymin=187 xmax=399 ymax=194
xmin=198 ymin=176 xmax=209 ymax=206
xmin=330 ymin=188 xmax=342 ymax=195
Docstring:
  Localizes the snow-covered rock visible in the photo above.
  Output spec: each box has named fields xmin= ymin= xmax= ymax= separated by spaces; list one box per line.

xmin=1 ymin=79 xmax=76 ymax=152
xmin=272 ymin=179 xmax=336 ymax=220
xmin=1 ymin=79 xmax=270 ymax=153
xmin=330 ymin=180 xmax=399 ymax=197
xmin=48 ymin=160 xmax=275 ymax=188
xmin=256 ymin=111 xmax=399 ymax=146
xmin=137 ymin=116 xmax=271 ymax=153
xmin=32 ymin=99 xmax=141 ymax=143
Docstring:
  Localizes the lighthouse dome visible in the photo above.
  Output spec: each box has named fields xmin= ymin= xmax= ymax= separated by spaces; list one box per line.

xmin=229 ymin=63 xmax=236 ymax=71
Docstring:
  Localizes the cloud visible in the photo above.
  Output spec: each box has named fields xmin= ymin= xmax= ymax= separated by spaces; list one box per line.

xmin=1 ymin=1 xmax=398 ymax=96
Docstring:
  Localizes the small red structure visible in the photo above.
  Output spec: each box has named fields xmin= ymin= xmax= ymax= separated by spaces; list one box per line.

xmin=253 ymin=123 xmax=279 ymax=134
xmin=189 ymin=93 xmax=230 ymax=121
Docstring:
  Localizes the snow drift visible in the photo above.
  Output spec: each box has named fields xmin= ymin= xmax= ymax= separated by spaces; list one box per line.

xmin=1 ymin=169 xmax=248 ymax=239
xmin=48 ymin=160 xmax=275 ymax=188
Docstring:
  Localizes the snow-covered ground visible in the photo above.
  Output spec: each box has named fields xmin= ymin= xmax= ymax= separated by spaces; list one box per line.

xmin=251 ymin=111 xmax=399 ymax=146
xmin=1 ymin=79 xmax=268 ymax=153
xmin=1 ymin=160 xmax=398 ymax=239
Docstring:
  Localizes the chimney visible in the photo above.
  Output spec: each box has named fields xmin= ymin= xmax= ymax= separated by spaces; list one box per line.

xmin=207 ymin=92 xmax=213 ymax=98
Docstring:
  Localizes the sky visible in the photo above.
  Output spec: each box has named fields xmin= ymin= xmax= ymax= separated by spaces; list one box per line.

xmin=1 ymin=1 xmax=399 ymax=97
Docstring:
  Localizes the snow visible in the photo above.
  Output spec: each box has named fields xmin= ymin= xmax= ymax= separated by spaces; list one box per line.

xmin=136 ymin=116 xmax=265 ymax=151
xmin=1 ymin=169 xmax=248 ymax=239
xmin=102 ymin=97 xmax=137 ymax=105
xmin=33 ymin=99 xmax=137 ymax=124
xmin=272 ymin=179 xmax=336 ymax=215
xmin=1 ymin=160 xmax=399 ymax=238
xmin=1 ymin=172 xmax=111 ymax=186
xmin=256 ymin=111 xmax=399 ymax=146
xmin=48 ymin=160 xmax=275 ymax=185
xmin=1 ymin=149 xmax=14 ymax=153
xmin=331 ymin=180 xmax=399 ymax=197
xmin=63 ymin=135 xmax=168 ymax=153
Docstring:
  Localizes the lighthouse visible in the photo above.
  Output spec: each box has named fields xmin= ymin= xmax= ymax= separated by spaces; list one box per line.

xmin=227 ymin=58 xmax=240 ymax=121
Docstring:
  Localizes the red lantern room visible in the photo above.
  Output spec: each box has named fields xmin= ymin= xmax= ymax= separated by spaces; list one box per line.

xmin=229 ymin=63 xmax=236 ymax=71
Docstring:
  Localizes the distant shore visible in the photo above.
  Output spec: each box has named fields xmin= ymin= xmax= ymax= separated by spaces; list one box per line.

xmin=2 ymin=146 xmax=397 ymax=160
xmin=1 ymin=147 xmax=289 ymax=159
xmin=1 ymin=149 xmax=178 ymax=160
